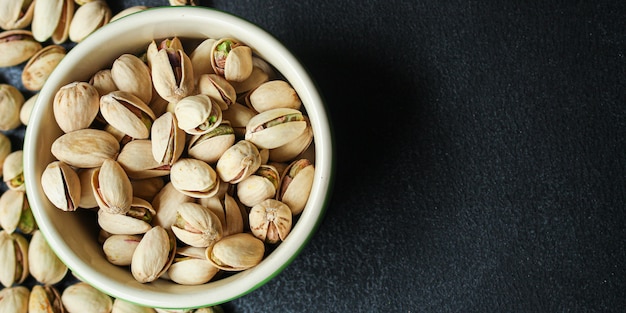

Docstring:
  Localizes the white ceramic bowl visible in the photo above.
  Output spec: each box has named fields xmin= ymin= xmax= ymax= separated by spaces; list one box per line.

xmin=24 ymin=7 xmax=333 ymax=309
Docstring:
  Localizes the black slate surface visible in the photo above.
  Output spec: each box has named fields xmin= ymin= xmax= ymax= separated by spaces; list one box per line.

xmin=2 ymin=1 xmax=626 ymax=312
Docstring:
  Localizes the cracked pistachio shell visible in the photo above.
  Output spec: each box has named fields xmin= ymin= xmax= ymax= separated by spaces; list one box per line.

xmin=0 ymin=0 xmax=35 ymax=30
xmin=28 ymin=285 xmax=64 ymax=313
xmin=41 ymin=161 xmax=81 ymax=212
xmin=216 ymin=140 xmax=262 ymax=184
xmin=131 ymin=226 xmax=176 ymax=283
xmin=198 ymin=74 xmax=236 ymax=110
xmin=146 ymin=37 xmax=183 ymax=68
xmin=167 ymin=246 xmax=219 ymax=285
xmin=0 ymin=190 xmax=33 ymax=234
xmin=97 ymin=197 xmax=155 ymax=235
xmin=170 ymin=158 xmax=220 ymax=198
xmin=269 ymin=117 xmax=313 ymax=162
xmin=202 ymin=193 xmax=244 ymax=237
xmin=210 ymin=38 xmax=253 ymax=82
xmin=103 ymin=234 xmax=141 ymax=266
xmin=0 ymin=230 xmax=29 ymax=287
xmin=68 ymin=0 xmax=111 ymax=43
xmin=77 ymin=168 xmax=98 ymax=209
xmin=130 ymin=177 xmax=164 ymax=202
xmin=28 ymin=230 xmax=68 ymax=285
xmin=171 ymin=202 xmax=223 ymax=247
xmin=110 ymin=6 xmax=149 ymax=23
xmin=0 ymin=133 xmax=9 ymax=176
xmin=188 ymin=123 xmax=235 ymax=164
xmin=111 ymin=54 xmax=152 ymax=104
xmin=190 ymin=38 xmax=217 ymax=80
xmin=51 ymin=129 xmax=120 ymax=168
xmin=32 ymin=0 xmax=74 ymax=44
xmin=278 ymin=159 xmax=315 ymax=215
xmin=174 ymin=94 xmax=222 ymax=135
xmin=117 ymin=140 xmax=170 ymax=179
xmin=0 ymin=286 xmax=29 ymax=313
xmin=152 ymin=182 xmax=193 ymax=229
xmin=249 ymin=199 xmax=292 ymax=244
xmin=237 ymin=165 xmax=280 ymax=207
xmin=112 ymin=298 xmax=156 ymax=313
xmin=20 ymin=93 xmax=37 ymax=125
xmin=221 ymin=102 xmax=256 ymax=138
xmin=206 ymin=233 xmax=264 ymax=271
xmin=151 ymin=46 xmax=194 ymax=103
xmin=0 ymin=30 xmax=41 ymax=67
xmin=92 ymin=158 xmax=133 ymax=214
xmin=53 ymin=81 xmax=99 ymax=133
xmin=0 ymin=84 xmax=24 ymax=131
xmin=61 ymin=282 xmax=112 ymax=313
xmin=100 ymin=90 xmax=156 ymax=139
xmin=229 ymin=66 xmax=269 ymax=94
xmin=246 ymin=80 xmax=301 ymax=112
xmin=22 ymin=44 xmax=66 ymax=91
xmin=245 ymin=108 xmax=307 ymax=149
xmin=151 ymin=112 xmax=185 ymax=166
xmin=89 ymin=69 xmax=118 ymax=96
xmin=4 ymin=150 xmax=24 ymax=191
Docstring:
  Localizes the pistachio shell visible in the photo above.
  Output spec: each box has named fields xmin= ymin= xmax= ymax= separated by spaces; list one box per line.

xmin=0 ymin=286 xmax=29 ymax=313
xmin=269 ymin=118 xmax=313 ymax=162
xmin=111 ymin=54 xmax=152 ymax=104
xmin=68 ymin=0 xmax=111 ymax=43
xmin=170 ymin=158 xmax=220 ymax=198
xmin=130 ymin=177 xmax=165 ymax=202
xmin=3 ymin=150 xmax=24 ymax=191
xmin=28 ymin=285 xmax=64 ymax=313
xmin=112 ymin=298 xmax=156 ymax=313
xmin=151 ymin=112 xmax=185 ymax=165
xmin=210 ymin=38 xmax=253 ymax=82
xmin=174 ymin=94 xmax=222 ymax=135
xmin=237 ymin=165 xmax=279 ymax=207
xmin=202 ymin=193 xmax=244 ymax=237
xmin=22 ymin=44 xmax=66 ymax=91
xmin=100 ymin=90 xmax=156 ymax=139
xmin=0 ymin=1 xmax=35 ymax=30
xmin=249 ymin=199 xmax=292 ymax=244
xmin=51 ymin=129 xmax=120 ymax=168
xmin=103 ymin=234 xmax=141 ymax=266
xmin=245 ymin=108 xmax=307 ymax=149
xmin=117 ymin=140 xmax=170 ymax=179
xmin=206 ymin=233 xmax=264 ymax=271
xmin=229 ymin=66 xmax=269 ymax=94
xmin=61 ymin=282 xmax=112 ymax=313
xmin=221 ymin=102 xmax=257 ymax=138
xmin=247 ymin=80 xmax=301 ymax=112
xmin=20 ymin=93 xmax=37 ymax=125
xmin=0 ymin=230 xmax=29 ymax=287
xmin=0 ymin=190 xmax=29 ymax=234
xmin=77 ymin=168 xmax=98 ymax=209
xmin=0 ymin=30 xmax=41 ymax=67
xmin=90 ymin=69 xmax=118 ymax=96
xmin=53 ymin=81 xmax=100 ymax=133
xmin=151 ymin=182 xmax=193 ymax=229
xmin=216 ymin=140 xmax=262 ymax=184
xmin=41 ymin=161 xmax=81 ymax=212
xmin=110 ymin=6 xmax=149 ymax=23
xmin=146 ymin=37 xmax=183 ymax=68
xmin=32 ymin=0 xmax=74 ymax=44
xmin=188 ymin=123 xmax=236 ymax=164
xmin=131 ymin=226 xmax=176 ymax=283
xmin=171 ymin=202 xmax=223 ymax=247
xmin=197 ymin=74 xmax=236 ymax=110
xmin=97 ymin=197 xmax=154 ymax=235
xmin=28 ymin=230 xmax=68 ymax=285
xmin=167 ymin=246 xmax=219 ymax=285
xmin=151 ymin=47 xmax=194 ymax=103
xmin=92 ymin=158 xmax=133 ymax=214
xmin=0 ymin=83 xmax=24 ymax=131
xmin=190 ymin=38 xmax=217 ymax=80
xmin=278 ymin=159 xmax=315 ymax=215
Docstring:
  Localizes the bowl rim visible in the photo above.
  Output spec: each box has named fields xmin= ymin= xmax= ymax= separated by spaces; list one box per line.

xmin=24 ymin=6 xmax=334 ymax=309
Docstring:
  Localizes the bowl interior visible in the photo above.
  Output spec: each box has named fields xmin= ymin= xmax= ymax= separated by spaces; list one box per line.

xmin=24 ymin=7 xmax=332 ymax=309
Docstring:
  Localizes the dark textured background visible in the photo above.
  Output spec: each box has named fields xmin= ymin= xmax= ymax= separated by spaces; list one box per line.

xmin=2 ymin=1 xmax=626 ymax=312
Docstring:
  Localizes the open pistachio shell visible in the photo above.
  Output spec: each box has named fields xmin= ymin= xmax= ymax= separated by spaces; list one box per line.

xmin=210 ymin=38 xmax=253 ymax=82
xmin=3 ymin=150 xmax=24 ymax=191
xmin=61 ymin=282 xmax=112 ymax=313
xmin=188 ymin=123 xmax=236 ymax=164
xmin=151 ymin=182 xmax=193 ymax=230
xmin=0 ymin=190 xmax=32 ymax=234
xmin=198 ymin=73 xmax=236 ymax=110
xmin=77 ymin=168 xmax=98 ymax=209
xmin=202 ymin=193 xmax=244 ymax=237
xmin=206 ymin=233 xmax=264 ymax=271
xmin=269 ymin=117 xmax=313 ymax=162
xmin=68 ymin=0 xmax=111 ymax=43
xmin=151 ymin=112 xmax=185 ymax=166
xmin=28 ymin=285 xmax=64 ymax=313
xmin=249 ymin=199 xmax=292 ymax=244
xmin=92 ymin=158 xmax=133 ymax=215
xmin=100 ymin=90 xmax=156 ymax=139
xmin=237 ymin=165 xmax=280 ymax=207
xmin=103 ymin=234 xmax=142 ymax=266
xmin=146 ymin=37 xmax=183 ymax=69
xmin=216 ymin=140 xmax=262 ymax=184
xmin=246 ymin=80 xmax=301 ymax=112
xmin=117 ymin=140 xmax=171 ymax=179
xmin=131 ymin=226 xmax=176 ymax=283
xmin=51 ymin=129 xmax=120 ymax=168
xmin=22 ymin=44 xmax=66 ymax=91
xmin=53 ymin=81 xmax=99 ymax=133
xmin=0 ymin=0 xmax=35 ymax=30
xmin=278 ymin=158 xmax=315 ymax=215
xmin=245 ymin=108 xmax=307 ymax=149
xmin=0 ymin=286 xmax=29 ymax=313
xmin=170 ymin=158 xmax=220 ymax=198
xmin=31 ymin=0 xmax=74 ymax=44
xmin=0 ymin=30 xmax=41 ymax=67
xmin=0 ymin=230 xmax=29 ymax=287
xmin=41 ymin=161 xmax=81 ymax=212
xmin=111 ymin=54 xmax=153 ymax=104
xmin=97 ymin=197 xmax=154 ymax=235
xmin=171 ymin=202 xmax=223 ymax=248
xmin=0 ymin=84 xmax=25 ymax=131
xmin=28 ymin=230 xmax=68 ymax=285
xmin=151 ymin=46 xmax=194 ymax=103
xmin=174 ymin=94 xmax=222 ymax=135
xmin=167 ymin=246 xmax=219 ymax=285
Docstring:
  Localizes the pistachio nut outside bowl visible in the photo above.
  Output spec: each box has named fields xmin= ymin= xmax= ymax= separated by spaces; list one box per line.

xmin=23 ymin=7 xmax=333 ymax=309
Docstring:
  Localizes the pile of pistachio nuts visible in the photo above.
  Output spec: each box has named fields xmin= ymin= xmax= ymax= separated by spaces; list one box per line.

xmin=40 ymin=33 xmax=315 ymax=286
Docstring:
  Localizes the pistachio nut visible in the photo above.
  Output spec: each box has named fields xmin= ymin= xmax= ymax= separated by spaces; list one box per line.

xmin=229 ymin=66 xmax=270 ymax=94
xmin=110 ymin=6 xmax=149 ymax=23
xmin=28 ymin=285 xmax=64 ymax=313
xmin=130 ymin=177 xmax=165 ymax=202
xmin=171 ymin=202 xmax=223 ymax=248
xmin=0 ymin=0 xmax=35 ymax=30
xmin=77 ymin=168 xmax=98 ymax=209
xmin=131 ymin=226 xmax=176 ymax=283
xmin=0 ymin=230 xmax=29 ymax=287
xmin=146 ymin=37 xmax=183 ymax=68
xmin=0 ymin=190 xmax=34 ymax=234
xmin=89 ymin=69 xmax=118 ymax=96
xmin=151 ymin=112 xmax=185 ymax=166
xmin=245 ymin=108 xmax=307 ymax=149
xmin=278 ymin=158 xmax=315 ymax=215
xmin=0 ymin=84 xmax=24 ymax=131
xmin=53 ymin=81 xmax=100 ymax=133
xmin=31 ymin=0 xmax=74 ymax=44
xmin=202 ymin=193 xmax=244 ymax=237
xmin=92 ymin=158 xmax=133 ymax=214
xmin=206 ymin=232 xmax=265 ymax=271
xmin=0 ymin=286 xmax=29 ymax=313
xmin=68 ymin=0 xmax=111 ymax=43
xmin=22 ymin=44 xmax=66 ymax=91
xmin=41 ymin=161 xmax=81 ymax=212
xmin=216 ymin=140 xmax=262 ymax=184
xmin=210 ymin=38 xmax=253 ymax=82
xmin=246 ymin=80 xmax=301 ymax=112
xmin=190 ymin=38 xmax=217 ymax=80
xmin=0 ymin=133 xmax=10 ymax=176
xmin=112 ymin=298 xmax=156 ymax=313
xmin=174 ymin=94 xmax=222 ymax=135
xmin=170 ymin=158 xmax=220 ymax=198
xmin=3 ymin=150 xmax=24 ymax=191
xmin=97 ymin=197 xmax=154 ymax=235
xmin=103 ymin=234 xmax=142 ymax=266
xmin=167 ymin=246 xmax=219 ymax=285
xmin=249 ymin=199 xmax=292 ymax=244
xmin=237 ymin=164 xmax=280 ymax=207
xmin=20 ymin=93 xmax=37 ymax=125
xmin=61 ymin=282 xmax=112 ymax=313
xmin=188 ymin=123 xmax=236 ymax=164
xmin=100 ymin=90 xmax=156 ymax=139
xmin=151 ymin=182 xmax=193 ymax=230
xmin=117 ymin=140 xmax=170 ymax=179
xmin=221 ymin=102 xmax=257 ymax=138
xmin=269 ymin=117 xmax=313 ymax=162
xmin=198 ymin=73 xmax=236 ymax=110
xmin=111 ymin=54 xmax=153 ymax=104
xmin=0 ymin=30 xmax=41 ymax=67
xmin=151 ymin=45 xmax=194 ymax=103
xmin=51 ymin=128 xmax=120 ymax=168
xmin=28 ymin=230 xmax=68 ymax=285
